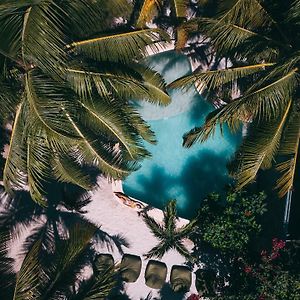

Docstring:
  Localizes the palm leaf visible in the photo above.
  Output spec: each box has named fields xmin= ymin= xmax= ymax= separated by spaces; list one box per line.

xmin=215 ymin=0 xmax=275 ymax=28
xmin=176 ymin=217 xmax=197 ymax=239
xmin=170 ymin=63 xmax=274 ymax=91
xmin=123 ymin=106 xmax=157 ymax=144
xmin=144 ymin=240 xmax=172 ymax=259
xmin=174 ymin=241 xmax=193 ymax=260
xmin=26 ymin=71 xmax=82 ymax=138
xmin=64 ymin=113 xmax=134 ymax=179
xmin=3 ymin=103 xmax=28 ymax=194
xmin=52 ymin=155 xmax=93 ymax=190
xmin=276 ymin=108 xmax=300 ymax=197
xmin=81 ymin=266 xmax=118 ymax=300
xmin=142 ymin=213 xmax=166 ymax=241
xmin=232 ymin=100 xmax=293 ymax=190
xmin=183 ymin=68 xmax=299 ymax=146
xmin=12 ymin=240 xmax=43 ymax=300
xmin=135 ymin=0 xmax=163 ymax=28
xmin=77 ymin=98 xmax=149 ymax=160
xmin=163 ymin=200 xmax=177 ymax=235
xmin=26 ymin=132 xmax=50 ymax=207
xmin=40 ymin=222 xmax=97 ymax=299
xmin=21 ymin=1 xmax=66 ymax=75
xmin=66 ymin=64 xmax=170 ymax=106
xmin=62 ymin=0 xmax=131 ymax=38
xmin=68 ymin=28 xmax=170 ymax=63
xmin=170 ymin=0 xmax=188 ymax=18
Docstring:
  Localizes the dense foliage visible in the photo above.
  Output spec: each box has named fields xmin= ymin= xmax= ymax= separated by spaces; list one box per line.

xmin=0 ymin=0 xmax=170 ymax=206
xmin=194 ymin=192 xmax=267 ymax=253
xmin=171 ymin=0 xmax=300 ymax=197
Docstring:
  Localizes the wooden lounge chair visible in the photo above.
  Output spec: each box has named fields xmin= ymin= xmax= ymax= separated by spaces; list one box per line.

xmin=170 ymin=265 xmax=192 ymax=292
xmin=120 ymin=254 xmax=142 ymax=283
xmin=195 ymin=269 xmax=217 ymax=297
xmin=145 ymin=260 xmax=167 ymax=289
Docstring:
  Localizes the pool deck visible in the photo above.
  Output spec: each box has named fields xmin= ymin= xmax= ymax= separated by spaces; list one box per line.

xmin=86 ymin=177 xmax=199 ymax=299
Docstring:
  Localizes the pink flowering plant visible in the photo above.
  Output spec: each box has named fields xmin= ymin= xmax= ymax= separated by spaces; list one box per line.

xmin=230 ymin=239 xmax=300 ymax=299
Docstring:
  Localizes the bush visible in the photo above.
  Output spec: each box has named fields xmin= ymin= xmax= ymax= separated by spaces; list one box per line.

xmin=195 ymin=192 xmax=267 ymax=254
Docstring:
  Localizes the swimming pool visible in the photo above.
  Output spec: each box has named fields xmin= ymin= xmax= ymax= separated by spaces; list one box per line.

xmin=123 ymin=51 xmax=242 ymax=218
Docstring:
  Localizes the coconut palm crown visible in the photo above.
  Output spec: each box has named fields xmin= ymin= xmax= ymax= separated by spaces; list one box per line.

xmin=142 ymin=200 xmax=197 ymax=260
xmin=170 ymin=0 xmax=300 ymax=197
xmin=0 ymin=0 xmax=171 ymax=206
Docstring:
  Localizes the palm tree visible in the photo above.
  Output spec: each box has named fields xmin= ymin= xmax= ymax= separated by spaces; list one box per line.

xmin=0 ymin=221 xmax=120 ymax=300
xmin=170 ymin=0 xmax=300 ymax=197
xmin=0 ymin=0 xmax=171 ymax=206
xmin=0 ymin=185 xmax=128 ymax=263
xmin=142 ymin=200 xmax=197 ymax=260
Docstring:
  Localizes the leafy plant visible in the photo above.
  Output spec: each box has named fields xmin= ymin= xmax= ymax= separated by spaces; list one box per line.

xmin=0 ymin=0 xmax=170 ymax=206
xmin=170 ymin=0 xmax=300 ymax=197
xmin=142 ymin=200 xmax=197 ymax=260
xmin=220 ymin=239 xmax=300 ymax=299
xmin=194 ymin=192 xmax=267 ymax=253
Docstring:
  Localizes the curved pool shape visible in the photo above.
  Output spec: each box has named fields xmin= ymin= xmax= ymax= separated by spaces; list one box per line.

xmin=123 ymin=51 xmax=242 ymax=218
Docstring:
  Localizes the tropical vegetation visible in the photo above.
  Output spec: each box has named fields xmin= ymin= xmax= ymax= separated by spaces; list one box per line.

xmin=193 ymin=192 xmax=267 ymax=254
xmin=142 ymin=200 xmax=197 ymax=260
xmin=0 ymin=0 xmax=299 ymax=299
xmin=170 ymin=0 xmax=300 ymax=197
xmin=0 ymin=0 xmax=170 ymax=206
xmin=0 ymin=220 xmax=120 ymax=300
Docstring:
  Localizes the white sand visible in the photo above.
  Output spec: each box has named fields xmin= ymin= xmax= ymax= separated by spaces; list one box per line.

xmin=86 ymin=177 xmax=198 ymax=299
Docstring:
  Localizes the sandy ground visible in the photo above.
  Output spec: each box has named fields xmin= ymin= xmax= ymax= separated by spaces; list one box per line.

xmin=86 ymin=177 xmax=198 ymax=299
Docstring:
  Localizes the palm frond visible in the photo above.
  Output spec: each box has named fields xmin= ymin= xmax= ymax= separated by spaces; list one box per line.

xmin=3 ymin=103 xmax=28 ymax=194
xmin=78 ymin=99 xmax=149 ymax=160
xmin=66 ymin=64 xmax=170 ymax=106
xmin=41 ymin=222 xmax=97 ymax=299
xmin=163 ymin=200 xmax=177 ymax=234
xmin=183 ymin=68 xmax=298 ymax=146
xmin=174 ymin=241 xmax=193 ymax=261
xmin=0 ymin=229 xmax=15 ymax=297
xmin=287 ymin=0 xmax=300 ymax=24
xmin=232 ymin=100 xmax=293 ymax=190
xmin=170 ymin=0 xmax=188 ymax=18
xmin=216 ymin=0 xmax=275 ymax=29
xmin=81 ymin=266 xmax=118 ymax=300
xmin=176 ymin=217 xmax=197 ymax=239
xmin=52 ymin=155 xmax=93 ymax=190
xmin=170 ymin=63 xmax=274 ymax=91
xmin=276 ymin=108 xmax=300 ymax=197
xmin=0 ymin=81 xmax=19 ymax=120
xmin=68 ymin=28 xmax=170 ymax=63
xmin=64 ymin=113 xmax=134 ymax=179
xmin=135 ymin=0 xmax=163 ymax=28
xmin=13 ymin=240 xmax=43 ymax=300
xmin=142 ymin=213 xmax=166 ymax=241
xmin=62 ymin=0 xmax=131 ymax=39
xmin=123 ymin=106 xmax=157 ymax=144
xmin=26 ymin=132 xmax=50 ymax=207
xmin=144 ymin=240 xmax=172 ymax=259
xmin=21 ymin=1 xmax=66 ymax=75
xmin=131 ymin=63 xmax=171 ymax=106
xmin=25 ymin=72 xmax=79 ymax=138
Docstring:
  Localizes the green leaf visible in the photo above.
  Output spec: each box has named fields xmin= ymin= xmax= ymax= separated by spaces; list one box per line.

xmin=68 ymin=28 xmax=170 ymax=63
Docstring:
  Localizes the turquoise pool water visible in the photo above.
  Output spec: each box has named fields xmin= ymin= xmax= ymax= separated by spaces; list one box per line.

xmin=123 ymin=51 xmax=242 ymax=218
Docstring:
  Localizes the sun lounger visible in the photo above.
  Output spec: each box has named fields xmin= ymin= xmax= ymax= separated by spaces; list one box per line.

xmin=170 ymin=265 xmax=192 ymax=292
xmin=145 ymin=260 xmax=167 ymax=289
xmin=120 ymin=254 xmax=142 ymax=282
